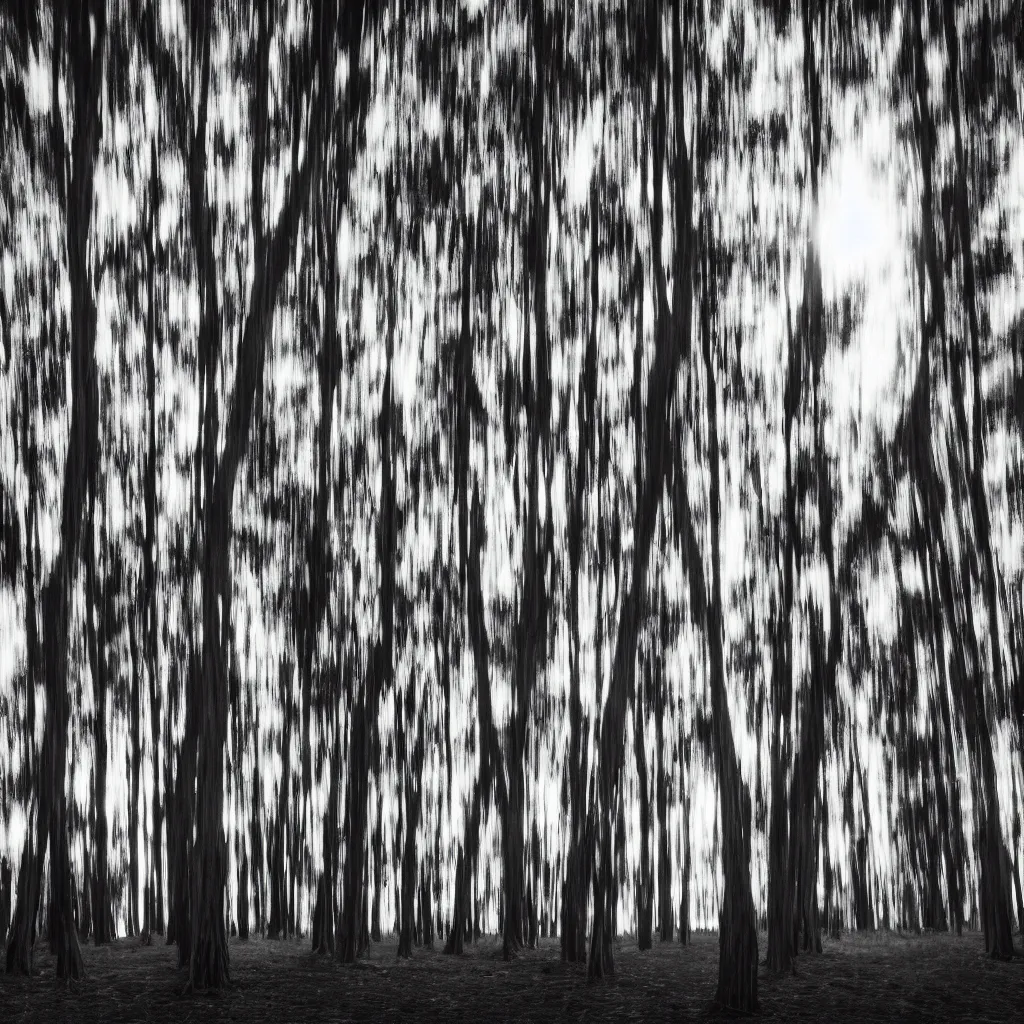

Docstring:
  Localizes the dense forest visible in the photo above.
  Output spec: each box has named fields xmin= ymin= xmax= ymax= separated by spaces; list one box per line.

xmin=0 ymin=0 xmax=1022 ymax=1015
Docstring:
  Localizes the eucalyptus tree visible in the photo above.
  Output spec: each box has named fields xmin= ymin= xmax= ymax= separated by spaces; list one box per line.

xmin=560 ymin=165 xmax=602 ymax=965
xmin=335 ymin=25 xmax=412 ymax=968
xmin=84 ymin=484 xmax=115 ymax=944
xmin=304 ymin=0 xmax=371 ymax=957
xmin=147 ymin=0 xmax=338 ymax=987
xmin=140 ymin=136 xmax=165 ymax=938
xmin=588 ymin=0 xmax=699 ymax=982
xmin=0 ymin=5 xmax=40 ymax=960
xmin=437 ymin=0 xmax=493 ymax=952
xmin=490 ymin=0 xmax=556 ymax=958
xmin=5 ymin=0 xmax=108 ymax=980
xmin=939 ymin=0 xmax=1018 ymax=955
xmin=898 ymin=0 xmax=1016 ymax=958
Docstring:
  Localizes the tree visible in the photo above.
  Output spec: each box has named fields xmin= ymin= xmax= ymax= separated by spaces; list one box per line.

xmin=589 ymin=0 xmax=697 ymax=981
xmin=149 ymin=0 xmax=338 ymax=987
xmin=6 ymin=0 xmax=107 ymax=980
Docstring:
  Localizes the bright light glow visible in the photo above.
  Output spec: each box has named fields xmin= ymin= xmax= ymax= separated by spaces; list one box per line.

xmin=817 ymin=154 xmax=899 ymax=289
xmin=818 ymin=150 xmax=907 ymax=428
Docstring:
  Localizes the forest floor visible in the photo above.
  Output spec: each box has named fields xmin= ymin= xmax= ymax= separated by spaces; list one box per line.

xmin=1 ymin=929 xmax=1021 ymax=1022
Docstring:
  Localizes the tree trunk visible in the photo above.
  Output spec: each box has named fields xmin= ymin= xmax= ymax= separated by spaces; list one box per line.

xmin=589 ymin=0 xmax=695 ymax=982
xmin=127 ymin=618 xmax=142 ymax=938
xmin=5 ymin=5 xmax=106 ymax=979
xmin=634 ymin=670 xmax=653 ymax=951
xmin=312 ymin=727 xmax=341 ymax=954
xmin=0 ymin=858 xmax=12 ymax=952
xmin=561 ymin=178 xmax=599 ymax=964
xmin=172 ymin=0 xmax=336 ymax=987
xmin=679 ymin=760 xmax=691 ymax=944
xmin=397 ymin=715 xmax=425 ymax=958
xmin=85 ymin=502 xmax=111 ymax=946
xmin=655 ymin=651 xmax=672 ymax=943
xmin=700 ymin=204 xmax=758 ymax=1010
xmin=268 ymin=658 xmax=293 ymax=942
xmin=144 ymin=139 xmax=164 ymax=938
xmin=940 ymin=0 xmax=1016 ymax=960
xmin=337 ymin=650 xmax=383 ymax=962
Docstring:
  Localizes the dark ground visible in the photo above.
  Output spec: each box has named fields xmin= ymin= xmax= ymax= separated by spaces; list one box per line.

xmin=1 ymin=930 xmax=1021 ymax=1022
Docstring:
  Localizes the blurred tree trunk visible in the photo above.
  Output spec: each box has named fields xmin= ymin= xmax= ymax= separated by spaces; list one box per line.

xmin=143 ymin=137 xmax=164 ymax=939
xmin=678 ymin=741 xmax=691 ymax=944
xmin=127 ymin=616 xmax=142 ymax=937
xmin=337 ymin=647 xmax=384 ymax=961
xmin=156 ymin=0 xmax=337 ymax=986
xmin=634 ymin=662 xmax=653 ymax=951
xmin=85 ymin=493 xmax=111 ymax=946
xmin=340 ymin=266 xmax=396 ymax=959
xmin=940 ymin=0 xmax=1015 ymax=960
xmin=5 ymin=3 xmax=106 ymax=980
xmin=589 ymin=0 xmax=695 ymax=981
xmin=561 ymin=180 xmax=599 ymax=963
xmin=398 ymin=710 xmax=425 ymax=958
xmin=251 ymin=760 xmax=265 ymax=936
xmin=0 ymin=859 xmax=11 ymax=952
xmin=268 ymin=658 xmax=293 ymax=941
xmin=654 ymin=643 xmax=672 ymax=943
xmin=312 ymin=723 xmax=341 ymax=953
xmin=698 ymin=216 xmax=759 ymax=1012
xmin=371 ymin=790 xmax=384 ymax=943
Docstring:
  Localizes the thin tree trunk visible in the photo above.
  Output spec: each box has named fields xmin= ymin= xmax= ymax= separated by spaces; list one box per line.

xmin=655 ymin=647 xmax=672 ymax=943
xmin=634 ymin=667 xmax=653 ymax=951
xmin=144 ymin=139 xmax=164 ymax=935
xmin=128 ymin=618 xmax=142 ymax=937
xmin=398 ymin=713 xmax=425 ymax=958
xmin=268 ymin=658 xmax=293 ymax=941
xmin=85 ymin=494 xmax=111 ymax=946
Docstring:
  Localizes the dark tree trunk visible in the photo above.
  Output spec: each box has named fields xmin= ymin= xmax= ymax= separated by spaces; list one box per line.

xmin=251 ymin=762 xmax=265 ymax=937
xmin=398 ymin=715 xmax=425 ymax=958
xmin=679 ymin=762 xmax=691 ymax=944
xmin=634 ymin=667 xmax=653 ymax=951
xmin=5 ymin=5 xmax=106 ymax=979
xmin=698 ymin=201 xmax=758 ymax=1011
xmin=560 ymin=180 xmax=598 ymax=965
xmin=160 ymin=0 xmax=337 ymax=989
xmin=940 ymin=0 xmax=1016 ymax=961
xmin=143 ymin=140 xmax=164 ymax=938
xmin=342 ymin=244 xmax=397 ymax=957
xmin=0 ymin=858 xmax=11 ymax=952
xmin=312 ymin=727 xmax=341 ymax=954
xmin=654 ymin=648 xmax=672 ymax=943
xmin=268 ymin=658 xmax=293 ymax=942
xmin=127 ymin=619 xmax=142 ymax=938
xmin=589 ymin=0 xmax=695 ymax=982
xmin=371 ymin=792 xmax=383 ymax=944
xmin=338 ymin=653 xmax=382 ymax=962
xmin=85 ymin=499 xmax=111 ymax=946
xmin=445 ymin=781 xmax=482 ymax=956
xmin=302 ymin=34 xmax=365 ymax=940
